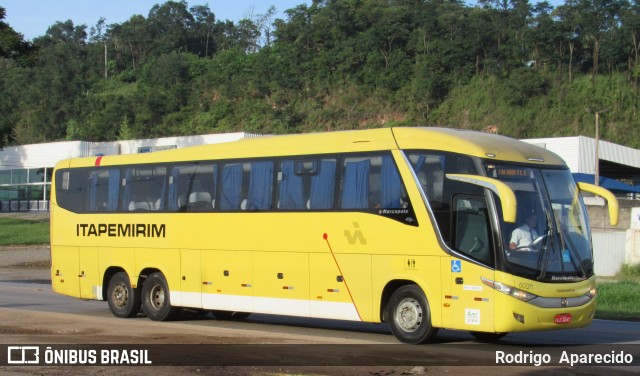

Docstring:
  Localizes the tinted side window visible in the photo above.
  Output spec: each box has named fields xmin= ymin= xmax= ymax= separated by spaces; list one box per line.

xmin=169 ymin=163 xmax=217 ymax=211
xmin=340 ymin=155 xmax=406 ymax=210
xmin=122 ymin=166 xmax=167 ymax=211
xmin=453 ymin=194 xmax=493 ymax=265
xmin=277 ymin=160 xmax=306 ymax=210
xmin=220 ymin=163 xmax=244 ymax=210
xmin=276 ymin=158 xmax=337 ymax=210
xmin=219 ymin=160 xmax=275 ymax=211
xmin=55 ymin=169 xmax=86 ymax=213
xmin=408 ymin=152 xmax=482 ymax=246
xmin=87 ymin=169 xmax=120 ymax=212
xmin=247 ymin=161 xmax=274 ymax=210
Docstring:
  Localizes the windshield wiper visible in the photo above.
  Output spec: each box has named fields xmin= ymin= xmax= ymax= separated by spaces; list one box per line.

xmin=536 ymin=228 xmax=552 ymax=281
xmin=535 ymin=203 xmax=554 ymax=281
xmin=559 ymin=226 xmax=587 ymax=278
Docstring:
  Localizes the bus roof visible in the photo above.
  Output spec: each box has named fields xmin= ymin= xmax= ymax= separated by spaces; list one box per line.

xmin=58 ymin=127 xmax=565 ymax=168
xmin=392 ymin=127 xmax=565 ymax=166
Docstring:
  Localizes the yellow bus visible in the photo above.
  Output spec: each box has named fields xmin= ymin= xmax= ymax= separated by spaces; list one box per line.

xmin=50 ymin=127 xmax=618 ymax=344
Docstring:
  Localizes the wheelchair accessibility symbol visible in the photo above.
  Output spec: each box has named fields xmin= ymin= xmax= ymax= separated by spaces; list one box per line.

xmin=451 ymin=260 xmax=462 ymax=273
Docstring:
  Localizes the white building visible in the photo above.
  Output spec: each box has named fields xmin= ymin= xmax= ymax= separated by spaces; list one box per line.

xmin=523 ymin=135 xmax=640 ymax=186
xmin=0 ymin=132 xmax=258 ymax=211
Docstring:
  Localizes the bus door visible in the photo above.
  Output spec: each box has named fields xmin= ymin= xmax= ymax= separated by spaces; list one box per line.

xmin=447 ymin=194 xmax=496 ymax=332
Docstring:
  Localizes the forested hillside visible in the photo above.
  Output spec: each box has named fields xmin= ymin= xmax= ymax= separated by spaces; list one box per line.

xmin=1 ymin=0 xmax=640 ymax=149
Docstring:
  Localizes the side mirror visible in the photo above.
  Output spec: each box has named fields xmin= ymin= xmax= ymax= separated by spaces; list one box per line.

xmin=577 ymin=182 xmax=619 ymax=226
xmin=446 ymin=174 xmax=517 ymax=223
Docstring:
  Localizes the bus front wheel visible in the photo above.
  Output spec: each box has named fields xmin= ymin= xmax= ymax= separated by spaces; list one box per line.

xmin=106 ymin=271 xmax=141 ymax=318
xmin=387 ymin=285 xmax=438 ymax=344
xmin=141 ymin=272 xmax=179 ymax=321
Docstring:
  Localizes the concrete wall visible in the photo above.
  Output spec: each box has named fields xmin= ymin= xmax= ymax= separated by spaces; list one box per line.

xmin=593 ymin=232 xmax=627 ymax=276
xmin=589 ymin=201 xmax=640 ymax=276
xmin=587 ymin=200 xmax=632 ymax=231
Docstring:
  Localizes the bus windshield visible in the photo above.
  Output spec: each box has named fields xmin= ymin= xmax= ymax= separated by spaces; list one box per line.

xmin=485 ymin=164 xmax=592 ymax=282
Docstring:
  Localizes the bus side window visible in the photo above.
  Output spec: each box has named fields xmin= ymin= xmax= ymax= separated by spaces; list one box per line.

xmin=122 ymin=167 xmax=167 ymax=212
xmin=309 ymin=159 xmax=336 ymax=209
xmin=277 ymin=160 xmax=306 ymax=210
xmin=55 ymin=169 xmax=86 ymax=213
xmin=379 ymin=155 xmax=405 ymax=208
xmin=453 ymin=195 xmax=492 ymax=265
xmin=409 ymin=154 xmax=445 ymax=209
xmin=169 ymin=164 xmax=217 ymax=212
xmin=86 ymin=169 xmax=120 ymax=212
xmin=339 ymin=154 xmax=406 ymax=210
xmin=246 ymin=161 xmax=274 ymax=210
xmin=220 ymin=163 xmax=243 ymax=210
xmin=341 ymin=158 xmax=371 ymax=209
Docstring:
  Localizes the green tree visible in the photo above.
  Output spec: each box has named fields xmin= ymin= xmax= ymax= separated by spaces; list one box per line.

xmin=190 ymin=5 xmax=217 ymax=57
xmin=573 ymin=0 xmax=625 ymax=82
xmin=147 ymin=1 xmax=194 ymax=54
xmin=0 ymin=7 xmax=36 ymax=148
xmin=621 ymin=0 xmax=640 ymax=89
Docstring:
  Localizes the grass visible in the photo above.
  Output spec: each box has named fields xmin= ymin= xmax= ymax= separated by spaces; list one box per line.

xmin=0 ymin=217 xmax=50 ymax=246
xmin=595 ymin=264 xmax=640 ymax=321
xmin=596 ymin=281 xmax=640 ymax=321
xmin=617 ymin=263 xmax=640 ymax=282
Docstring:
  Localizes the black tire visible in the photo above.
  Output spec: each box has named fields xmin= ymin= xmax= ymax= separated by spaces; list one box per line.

xmin=141 ymin=272 xmax=180 ymax=321
xmin=470 ymin=331 xmax=508 ymax=342
xmin=211 ymin=310 xmax=251 ymax=320
xmin=106 ymin=271 xmax=141 ymax=318
xmin=386 ymin=285 xmax=438 ymax=344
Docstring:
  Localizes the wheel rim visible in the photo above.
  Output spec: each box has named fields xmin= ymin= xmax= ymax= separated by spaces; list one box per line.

xmin=395 ymin=297 xmax=423 ymax=332
xmin=111 ymin=282 xmax=128 ymax=308
xmin=149 ymin=284 xmax=166 ymax=311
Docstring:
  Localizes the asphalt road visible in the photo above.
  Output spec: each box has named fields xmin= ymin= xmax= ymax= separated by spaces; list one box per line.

xmin=1 ymin=267 xmax=639 ymax=375
xmin=1 ymin=267 xmax=639 ymax=346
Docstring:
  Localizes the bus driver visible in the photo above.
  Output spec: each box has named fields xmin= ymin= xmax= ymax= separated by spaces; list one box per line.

xmin=509 ymin=213 xmax=538 ymax=251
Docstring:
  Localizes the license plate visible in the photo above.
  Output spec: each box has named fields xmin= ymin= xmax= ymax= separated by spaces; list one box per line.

xmin=554 ymin=313 xmax=572 ymax=324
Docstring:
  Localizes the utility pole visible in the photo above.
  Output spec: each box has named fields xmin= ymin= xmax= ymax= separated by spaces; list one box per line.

xmin=586 ymin=108 xmax=609 ymax=186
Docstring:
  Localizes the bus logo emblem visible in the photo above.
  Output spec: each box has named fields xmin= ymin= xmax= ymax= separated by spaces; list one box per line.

xmin=7 ymin=346 xmax=40 ymax=364
xmin=344 ymin=222 xmax=367 ymax=245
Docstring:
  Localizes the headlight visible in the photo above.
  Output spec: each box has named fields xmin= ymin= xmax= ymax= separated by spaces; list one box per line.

xmin=481 ymin=277 xmax=537 ymax=302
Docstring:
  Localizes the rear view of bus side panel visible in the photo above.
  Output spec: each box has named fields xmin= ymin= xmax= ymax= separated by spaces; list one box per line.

xmin=201 ymin=249 xmax=254 ymax=313
xmin=50 ymin=163 xmax=79 ymax=298
xmin=50 ymin=245 xmax=80 ymax=298
xmin=78 ymin=246 xmax=99 ymax=299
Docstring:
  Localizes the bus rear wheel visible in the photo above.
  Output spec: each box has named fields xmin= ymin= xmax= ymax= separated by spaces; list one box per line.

xmin=141 ymin=272 xmax=179 ymax=321
xmin=387 ymin=285 xmax=438 ymax=344
xmin=107 ymin=271 xmax=141 ymax=318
